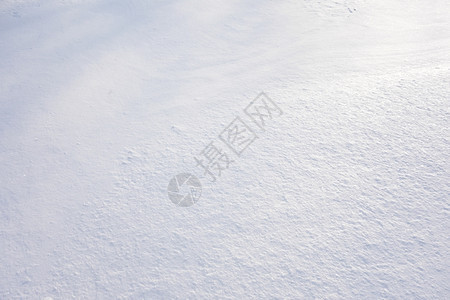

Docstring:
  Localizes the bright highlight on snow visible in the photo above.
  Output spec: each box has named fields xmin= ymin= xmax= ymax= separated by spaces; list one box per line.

xmin=1 ymin=0 xmax=449 ymax=298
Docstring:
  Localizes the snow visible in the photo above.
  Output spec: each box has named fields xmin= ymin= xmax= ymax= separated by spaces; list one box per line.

xmin=1 ymin=0 xmax=449 ymax=298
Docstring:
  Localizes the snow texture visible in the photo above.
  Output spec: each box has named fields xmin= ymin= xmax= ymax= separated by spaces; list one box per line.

xmin=1 ymin=0 xmax=449 ymax=298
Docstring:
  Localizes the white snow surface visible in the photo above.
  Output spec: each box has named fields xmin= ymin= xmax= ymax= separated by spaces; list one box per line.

xmin=1 ymin=0 xmax=449 ymax=298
